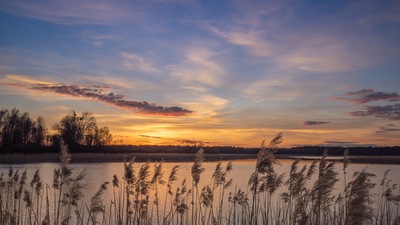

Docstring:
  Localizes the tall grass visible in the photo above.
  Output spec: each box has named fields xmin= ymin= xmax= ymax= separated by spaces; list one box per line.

xmin=1 ymin=134 xmax=400 ymax=225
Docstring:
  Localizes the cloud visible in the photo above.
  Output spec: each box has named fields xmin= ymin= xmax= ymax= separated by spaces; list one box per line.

xmin=3 ymin=74 xmax=54 ymax=85
xmin=241 ymin=74 xmax=303 ymax=101
xmin=121 ymin=52 xmax=160 ymax=73
xmin=209 ymin=27 xmax=271 ymax=57
xmin=139 ymin=135 xmax=162 ymax=139
xmin=336 ymin=89 xmax=400 ymax=103
xmin=209 ymin=25 xmax=372 ymax=72
xmin=376 ymin=124 xmax=400 ymax=133
xmin=179 ymin=94 xmax=229 ymax=117
xmin=350 ymin=104 xmax=400 ymax=120
xmin=303 ymin=121 xmax=330 ymax=126
xmin=2 ymin=80 xmax=193 ymax=116
xmin=337 ymin=89 xmax=400 ymax=121
xmin=32 ymin=84 xmax=192 ymax=116
xmin=208 ymin=0 xmax=400 ymax=73
xmin=0 ymin=0 xmax=138 ymax=25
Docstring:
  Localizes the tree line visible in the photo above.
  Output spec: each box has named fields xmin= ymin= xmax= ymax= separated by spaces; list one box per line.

xmin=102 ymin=145 xmax=400 ymax=156
xmin=0 ymin=108 xmax=112 ymax=150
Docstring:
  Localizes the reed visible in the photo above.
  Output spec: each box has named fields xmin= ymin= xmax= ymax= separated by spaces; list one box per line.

xmin=191 ymin=148 xmax=205 ymax=225
xmin=1 ymin=134 xmax=400 ymax=225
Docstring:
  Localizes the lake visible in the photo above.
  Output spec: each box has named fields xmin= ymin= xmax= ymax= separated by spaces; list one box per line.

xmin=1 ymin=156 xmax=400 ymax=225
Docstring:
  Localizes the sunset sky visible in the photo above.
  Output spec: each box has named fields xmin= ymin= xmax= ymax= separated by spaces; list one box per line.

xmin=1 ymin=0 xmax=399 ymax=147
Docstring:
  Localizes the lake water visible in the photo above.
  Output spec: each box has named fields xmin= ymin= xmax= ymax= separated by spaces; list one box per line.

xmin=1 ymin=158 xmax=400 ymax=224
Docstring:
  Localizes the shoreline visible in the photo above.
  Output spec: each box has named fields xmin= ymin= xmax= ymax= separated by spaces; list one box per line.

xmin=0 ymin=153 xmax=258 ymax=164
xmin=1 ymin=153 xmax=400 ymax=164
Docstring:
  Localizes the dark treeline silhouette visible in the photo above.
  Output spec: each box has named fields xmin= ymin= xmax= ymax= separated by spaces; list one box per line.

xmin=17 ymin=144 xmax=393 ymax=157
xmin=0 ymin=108 xmax=46 ymax=148
xmin=95 ymin=145 xmax=400 ymax=156
xmin=0 ymin=108 xmax=112 ymax=152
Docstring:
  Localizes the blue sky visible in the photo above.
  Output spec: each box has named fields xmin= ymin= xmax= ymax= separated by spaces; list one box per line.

xmin=1 ymin=0 xmax=399 ymax=147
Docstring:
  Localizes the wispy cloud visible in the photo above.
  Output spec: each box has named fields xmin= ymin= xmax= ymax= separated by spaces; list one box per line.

xmin=350 ymin=104 xmax=400 ymax=120
xmin=376 ymin=124 xmax=400 ymax=133
xmin=2 ymin=74 xmax=54 ymax=85
xmin=121 ymin=52 xmax=160 ymax=73
xmin=179 ymin=94 xmax=229 ymax=118
xmin=0 ymin=0 xmax=139 ymax=25
xmin=232 ymin=0 xmax=287 ymax=26
xmin=209 ymin=27 xmax=271 ymax=57
xmin=303 ymin=121 xmax=330 ymax=126
xmin=170 ymin=48 xmax=226 ymax=87
xmin=336 ymin=89 xmax=400 ymax=103
xmin=208 ymin=0 xmax=400 ymax=73
xmin=241 ymin=74 xmax=310 ymax=101
xmin=211 ymin=24 xmax=383 ymax=72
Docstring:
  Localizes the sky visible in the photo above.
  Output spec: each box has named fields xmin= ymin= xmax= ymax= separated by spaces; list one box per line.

xmin=0 ymin=0 xmax=399 ymax=147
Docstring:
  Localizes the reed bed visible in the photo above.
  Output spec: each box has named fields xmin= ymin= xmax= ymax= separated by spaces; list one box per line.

xmin=1 ymin=134 xmax=400 ymax=225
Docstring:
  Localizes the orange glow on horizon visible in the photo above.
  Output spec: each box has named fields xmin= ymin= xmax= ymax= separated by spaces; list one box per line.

xmin=107 ymin=126 xmax=397 ymax=148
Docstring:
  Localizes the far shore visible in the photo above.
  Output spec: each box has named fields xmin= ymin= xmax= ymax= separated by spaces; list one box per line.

xmin=2 ymin=153 xmax=400 ymax=164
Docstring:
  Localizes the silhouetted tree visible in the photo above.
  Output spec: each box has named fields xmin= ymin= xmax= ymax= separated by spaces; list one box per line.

xmin=84 ymin=125 xmax=113 ymax=146
xmin=20 ymin=112 xmax=33 ymax=145
xmin=53 ymin=111 xmax=97 ymax=147
xmin=34 ymin=116 xmax=47 ymax=146
xmin=52 ymin=111 xmax=112 ymax=147
xmin=97 ymin=126 xmax=112 ymax=146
